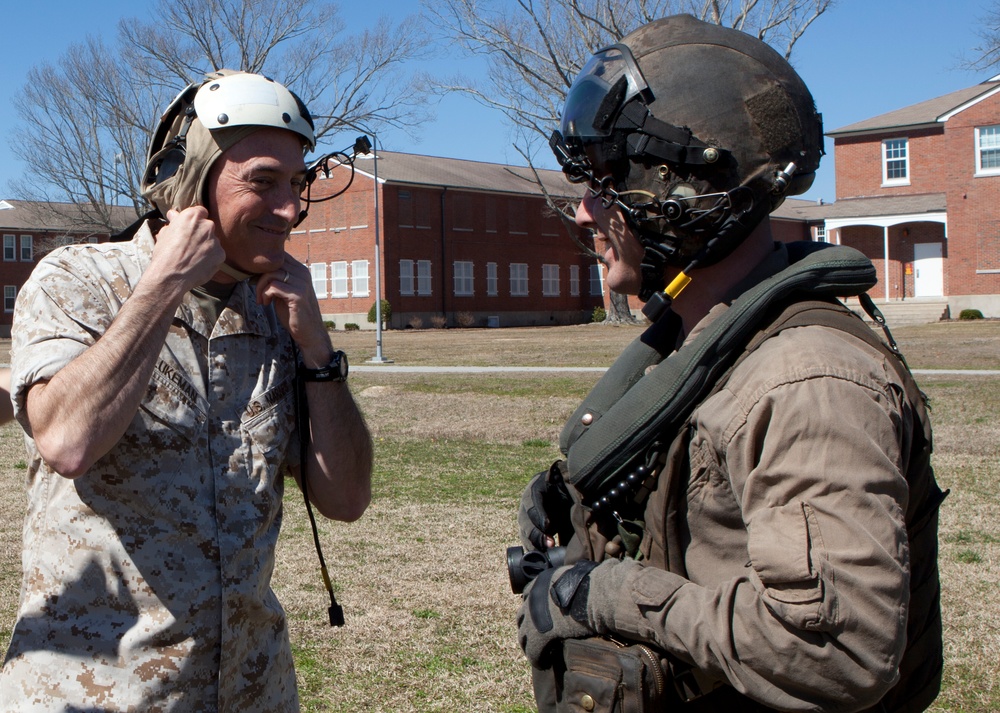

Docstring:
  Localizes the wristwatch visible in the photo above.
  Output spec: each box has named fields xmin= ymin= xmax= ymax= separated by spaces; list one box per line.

xmin=299 ymin=350 xmax=349 ymax=382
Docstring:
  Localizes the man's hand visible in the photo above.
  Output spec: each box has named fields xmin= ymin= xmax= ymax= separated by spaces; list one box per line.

xmin=518 ymin=460 xmax=575 ymax=551
xmin=256 ymin=256 xmax=330 ymax=365
xmin=148 ymin=208 xmax=227 ymax=297
xmin=517 ymin=560 xmax=599 ymax=668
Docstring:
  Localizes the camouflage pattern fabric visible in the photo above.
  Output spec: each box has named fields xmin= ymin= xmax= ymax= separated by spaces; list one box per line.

xmin=0 ymin=222 xmax=301 ymax=712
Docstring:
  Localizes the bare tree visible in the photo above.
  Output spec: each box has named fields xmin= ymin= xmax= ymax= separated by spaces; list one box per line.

xmin=9 ymin=0 xmax=432 ymax=232
xmin=426 ymin=0 xmax=834 ymax=323
xmin=964 ymin=2 xmax=1000 ymax=72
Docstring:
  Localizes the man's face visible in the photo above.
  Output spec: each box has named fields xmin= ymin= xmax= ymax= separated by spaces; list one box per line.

xmin=575 ymin=190 xmax=645 ymax=295
xmin=206 ymin=127 xmax=306 ymax=277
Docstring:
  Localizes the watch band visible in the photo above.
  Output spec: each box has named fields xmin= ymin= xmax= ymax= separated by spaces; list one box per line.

xmin=299 ymin=350 xmax=349 ymax=382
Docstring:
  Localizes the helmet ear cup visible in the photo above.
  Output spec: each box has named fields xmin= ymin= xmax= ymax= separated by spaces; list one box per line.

xmin=144 ymin=144 xmax=186 ymax=187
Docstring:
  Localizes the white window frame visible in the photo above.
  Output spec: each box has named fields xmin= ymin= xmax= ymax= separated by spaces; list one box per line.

xmin=510 ymin=263 xmax=529 ymax=296
xmin=589 ymin=263 xmax=605 ymax=297
xmin=399 ymin=259 xmax=415 ymax=296
xmin=310 ymin=262 xmax=328 ymax=298
xmin=486 ymin=262 xmax=498 ymax=296
xmin=4 ymin=285 xmax=16 ymax=312
xmin=352 ymin=260 xmax=370 ymax=297
xmin=331 ymin=261 xmax=349 ymax=298
xmin=2 ymin=235 xmax=14 ymax=262
xmin=542 ymin=264 xmax=560 ymax=297
xmin=569 ymin=265 xmax=580 ymax=296
xmin=975 ymin=125 xmax=1000 ymax=176
xmin=416 ymin=260 xmax=433 ymax=296
xmin=20 ymin=235 xmax=32 ymax=262
xmin=882 ymin=138 xmax=909 ymax=186
xmin=453 ymin=260 xmax=474 ymax=296
xmin=815 ymin=223 xmax=828 ymax=243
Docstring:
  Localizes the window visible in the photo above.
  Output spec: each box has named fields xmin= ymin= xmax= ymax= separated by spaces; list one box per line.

xmin=398 ymin=190 xmax=414 ymax=227
xmin=589 ymin=263 xmax=604 ymax=296
xmin=3 ymin=235 xmax=14 ymax=262
xmin=882 ymin=138 xmax=909 ymax=185
xmin=416 ymin=260 xmax=433 ymax=296
xmin=4 ymin=286 xmax=15 ymax=312
xmin=399 ymin=259 xmax=414 ymax=296
xmin=20 ymin=235 xmax=32 ymax=262
xmin=508 ymin=199 xmax=527 ymax=234
xmin=510 ymin=263 xmax=528 ymax=296
xmin=569 ymin=265 xmax=580 ymax=296
xmin=453 ymin=194 xmax=473 ymax=231
xmin=310 ymin=262 xmax=328 ymax=298
xmin=352 ymin=260 xmax=370 ymax=297
xmin=331 ymin=261 xmax=349 ymax=297
xmin=454 ymin=261 xmax=474 ymax=296
xmin=815 ymin=223 xmax=827 ymax=243
xmin=486 ymin=262 xmax=498 ymax=296
xmin=542 ymin=264 xmax=560 ymax=296
xmin=976 ymin=125 xmax=1000 ymax=175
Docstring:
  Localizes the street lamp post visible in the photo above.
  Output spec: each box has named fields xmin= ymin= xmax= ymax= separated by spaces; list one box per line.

xmin=366 ymin=132 xmax=390 ymax=364
xmin=316 ymin=118 xmax=391 ymax=363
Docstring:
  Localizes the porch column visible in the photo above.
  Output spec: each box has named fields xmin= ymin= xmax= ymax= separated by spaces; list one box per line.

xmin=883 ymin=226 xmax=890 ymax=301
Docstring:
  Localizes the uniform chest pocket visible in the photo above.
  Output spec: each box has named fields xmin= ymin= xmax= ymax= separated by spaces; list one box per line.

xmin=240 ymin=379 xmax=297 ymax=483
xmin=140 ymin=364 xmax=209 ymax=444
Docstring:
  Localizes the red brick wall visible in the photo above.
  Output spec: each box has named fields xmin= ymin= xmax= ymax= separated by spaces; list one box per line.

xmin=834 ymin=127 xmax=944 ymax=198
xmin=939 ymin=95 xmax=1000 ymax=296
xmin=833 ymin=92 xmax=1000 ymax=298
xmin=291 ymin=169 xmax=603 ymax=326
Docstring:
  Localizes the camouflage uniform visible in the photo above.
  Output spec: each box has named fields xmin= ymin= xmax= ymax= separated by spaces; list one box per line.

xmin=1 ymin=221 xmax=301 ymax=712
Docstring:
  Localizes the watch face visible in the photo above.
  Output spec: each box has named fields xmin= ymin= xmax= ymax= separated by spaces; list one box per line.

xmin=336 ymin=351 xmax=349 ymax=379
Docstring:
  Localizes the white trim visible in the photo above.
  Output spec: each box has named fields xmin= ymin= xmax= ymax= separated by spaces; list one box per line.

xmin=824 ymin=211 xmax=948 ymax=232
xmin=975 ymin=125 xmax=1000 ymax=176
xmin=881 ymin=138 xmax=910 ymax=186
xmin=938 ymin=84 xmax=1000 ymax=122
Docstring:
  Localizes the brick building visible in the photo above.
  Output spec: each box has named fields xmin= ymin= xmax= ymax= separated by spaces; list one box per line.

xmin=290 ymin=151 xmax=607 ymax=328
xmin=821 ymin=76 xmax=1000 ymax=316
xmin=0 ymin=200 xmax=132 ymax=337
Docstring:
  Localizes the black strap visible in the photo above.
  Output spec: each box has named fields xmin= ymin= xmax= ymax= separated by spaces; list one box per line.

xmin=295 ymin=353 xmax=345 ymax=627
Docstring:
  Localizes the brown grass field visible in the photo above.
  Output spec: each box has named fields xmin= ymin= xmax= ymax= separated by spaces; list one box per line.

xmin=0 ymin=320 xmax=997 ymax=711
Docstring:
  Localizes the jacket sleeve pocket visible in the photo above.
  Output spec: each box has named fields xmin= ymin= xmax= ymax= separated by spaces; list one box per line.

xmin=747 ymin=501 xmax=836 ymax=631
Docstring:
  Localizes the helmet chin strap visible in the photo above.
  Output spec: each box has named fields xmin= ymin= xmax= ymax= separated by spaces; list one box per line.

xmin=639 ymin=197 xmax=771 ymax=322
xmin=217 ymin=262 xmax=255 ymax=282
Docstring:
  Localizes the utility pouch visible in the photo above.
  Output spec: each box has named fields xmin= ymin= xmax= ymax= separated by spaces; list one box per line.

xmin=557 ymin=637 xmax=670 ymax=713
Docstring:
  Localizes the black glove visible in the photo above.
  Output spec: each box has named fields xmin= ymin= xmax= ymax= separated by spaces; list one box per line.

xmin=517 ymin=560 xmax=598 ymax=668
xmin=517 ymin=460 xmax=575 ymax=551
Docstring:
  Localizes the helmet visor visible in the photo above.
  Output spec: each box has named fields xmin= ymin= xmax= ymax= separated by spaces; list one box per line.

xmin=560 ymin=44 xmax=650 ymax=141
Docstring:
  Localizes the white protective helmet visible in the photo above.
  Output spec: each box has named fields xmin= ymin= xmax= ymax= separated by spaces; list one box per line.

xmin=141 ymin=70 xmax=316 ymax=215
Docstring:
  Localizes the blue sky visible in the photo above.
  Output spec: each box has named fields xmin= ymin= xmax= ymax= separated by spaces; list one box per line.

xmin=0 ymin=0 xmax=993 ymax=204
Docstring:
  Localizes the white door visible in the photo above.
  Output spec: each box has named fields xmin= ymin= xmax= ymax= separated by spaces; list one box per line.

xmin=913 ymin=242 xmax=944 ymax=297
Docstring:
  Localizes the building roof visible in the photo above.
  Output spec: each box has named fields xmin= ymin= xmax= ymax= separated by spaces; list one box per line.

xmin=349 ymin=150 xmax=584 ymax=199
xmin=0 ymin=199 xmax=135 ymax=234
xmin=812 ymin=193 xmax=946 ymax=220
xmin=828 ymin=79 xmax=1000 ymax=137
xmin=772 ymin=197 xmax=829 ymax=222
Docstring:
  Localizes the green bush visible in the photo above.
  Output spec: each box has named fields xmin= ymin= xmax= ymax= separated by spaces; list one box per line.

xmin=591 ymin=306 xmax=607 ymax=323
xmin=323 ymin=320 xmax=336 ymax=331
xmin=344 ymin=323 xmax=360 ymax=331
xmin=959 ymin=308 xmax=984 ymax=320
xmin=367 ymin=299 xmax=392 ymax=326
